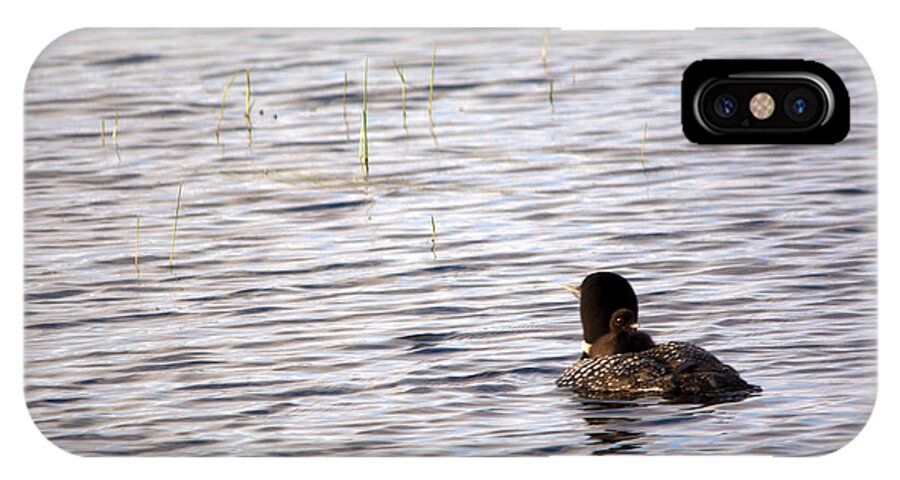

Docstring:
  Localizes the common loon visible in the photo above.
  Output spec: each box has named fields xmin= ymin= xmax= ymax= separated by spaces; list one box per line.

xmin=557 ymin=272 xmax=760 ymax=401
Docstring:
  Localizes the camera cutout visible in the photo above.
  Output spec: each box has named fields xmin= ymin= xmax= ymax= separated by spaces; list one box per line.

xmin=683 ymin=60 xmax=849 ymax=144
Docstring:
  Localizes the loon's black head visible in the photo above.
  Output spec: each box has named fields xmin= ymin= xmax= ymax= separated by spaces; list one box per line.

xmin=566 ymin=272 xmax=639 ymax=354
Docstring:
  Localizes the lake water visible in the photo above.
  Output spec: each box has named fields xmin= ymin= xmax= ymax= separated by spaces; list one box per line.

xmin=24 ymin=28 xmax=876 ymax=455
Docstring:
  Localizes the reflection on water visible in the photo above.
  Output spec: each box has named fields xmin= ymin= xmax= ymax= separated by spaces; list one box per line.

xmin=24 ymin=28 xmax=875 ymax=456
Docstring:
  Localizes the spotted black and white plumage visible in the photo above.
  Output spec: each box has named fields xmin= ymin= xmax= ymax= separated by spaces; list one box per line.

xmin=557 ymin=341 xmax=759 ymax=400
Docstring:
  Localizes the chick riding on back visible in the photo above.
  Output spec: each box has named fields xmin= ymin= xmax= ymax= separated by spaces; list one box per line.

xmin=588 ymin=308 xmax=656 ymax=357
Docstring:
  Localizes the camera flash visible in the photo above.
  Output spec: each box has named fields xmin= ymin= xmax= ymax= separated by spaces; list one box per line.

xmin=750 ymin=92 xmax=775 ymax=120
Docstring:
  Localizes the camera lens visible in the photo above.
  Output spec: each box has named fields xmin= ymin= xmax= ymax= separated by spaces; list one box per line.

xmin=784 ymin=88 xmax=819 ymax=123
xmin=713 ymin=94 xmax=738 ymax=118
xmin=791 ymin=98 xmax=808 ymax=115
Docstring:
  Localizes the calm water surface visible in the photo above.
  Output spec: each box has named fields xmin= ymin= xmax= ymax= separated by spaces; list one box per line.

xmin=24 ymin=29 xmax=876 ymax=455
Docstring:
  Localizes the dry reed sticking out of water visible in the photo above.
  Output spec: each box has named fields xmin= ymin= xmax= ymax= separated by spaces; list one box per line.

xmin=358 ymin=58 xmax=369 ymax=177
xmin=572 ymin=65 xmax=576 ymax=86
xmin=216 ymin=72 xmax=238 ymax=144
xmin=342 ymin=72 xmax=350 ymax=140
xmin=169 ymin=183 xmax=183 ymax=270
xmin=393 ymin=61 xmax=408 ymax=135
xmin=640 ymin=122 xmax=648 ymax=169
xmin=134 ymin=213 xmax=141 ymax=276
xmin=541 ymin=30 xmax=550 ymax=75
xmin=540 ymin=31 xmax=554 ymax=111
xmin=548 ymin=79 xmax=555 ymax=111
xmin=430 ymin=215 xmax=437 ymax=258
xmin=244 ymin=66 xmax=252 ymax=145
xmin=112 ymin=105 xmax=119 ymax=146
xmin=112 ymin=106 xmax=122 ymax=163
xmin=428 ymin=43 xmax=437 ymax=144
xmin=101 ymin=119 xmax=106 ymax=146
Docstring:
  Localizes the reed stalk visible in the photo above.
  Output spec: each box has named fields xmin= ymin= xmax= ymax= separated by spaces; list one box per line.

xmin=541 ymin=30 xmax=550 ymax=75
xmin=540 ymin=32 xmax=553 ymax=111
xmin=112 ymin=106 xmax=122 ymax=163
xmin=641 ymin=122 xmax=648 ymax=169
xmin=548 ymin=79 xmax=555 ymax=111
xmin=358 ymin=58 xmax=369 ymax=177
xmin=112 ymin=105 xmax=119 ymax=146
xmin=428 ymin=44 xmax=437 ymax=119
xmin=428 ymin=43 xmax=437 ymax=144
xmin=169 ymin=183 xmax=183 ymax=269
xmin=393 ymin=62 xmax=408 ymax=135
xmin=430 ymin=215 xmax=437 ymax=257
xmin=216 ymin=72 xmax=238 ymax=144
xmin=244 ymin=66 xmax=252 ymax=145
xmin=101 ymin=119 xmax=106 ymax=146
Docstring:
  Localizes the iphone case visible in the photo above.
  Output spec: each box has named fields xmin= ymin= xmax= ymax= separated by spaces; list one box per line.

xmin=24 ymin=28 xmax=876 ymax=456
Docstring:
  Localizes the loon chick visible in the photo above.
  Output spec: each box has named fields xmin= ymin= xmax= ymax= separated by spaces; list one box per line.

xmin=558 ymin=272 xmax=759 ymax=401
xmin=589 ymin=308 xmax=656 ymax=357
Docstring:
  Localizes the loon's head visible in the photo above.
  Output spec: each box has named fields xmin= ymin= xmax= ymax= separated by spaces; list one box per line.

xmin=565 ymin=272 xmax=639 ymax=357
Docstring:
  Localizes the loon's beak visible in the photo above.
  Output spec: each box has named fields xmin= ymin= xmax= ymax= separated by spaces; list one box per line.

xmin=563 ymin=283 xmax=581 ymax=299
xmin=630 ymin=323 xmax=641 ymax=330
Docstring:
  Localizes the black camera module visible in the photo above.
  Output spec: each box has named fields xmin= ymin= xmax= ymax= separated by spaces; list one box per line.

xmin=783 ymin=88 xmax=819 ymax=123
xmin=713 ymin=94 xmax=738 ymax=118
xmin=683 ymin=60 xmax=849 ymax=144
